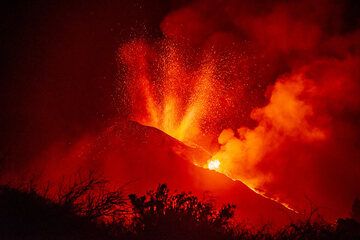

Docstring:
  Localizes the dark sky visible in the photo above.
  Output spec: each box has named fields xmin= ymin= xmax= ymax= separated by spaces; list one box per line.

xmin=0 ymin=0 xmax=190 ymax=171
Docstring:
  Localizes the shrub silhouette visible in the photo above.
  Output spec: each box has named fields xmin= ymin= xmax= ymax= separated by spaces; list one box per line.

xmin=0 ymin=174 xmax=127 ymax=240
xmin=335 ymin=198 xmax=360 ymax=240
xmin=0 ymin=177 xmax=359 ymax=240
xmin=0 ymin=185 xmax=112 ymax=240
xmin=128 ymin=184 xmax=235 ymax=240
xmin=56 ymin=174 xmax=127 ymax=222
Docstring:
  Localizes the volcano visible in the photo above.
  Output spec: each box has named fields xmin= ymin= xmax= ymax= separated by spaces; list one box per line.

xmin=53 ymin=120 xmax=297 ymax=226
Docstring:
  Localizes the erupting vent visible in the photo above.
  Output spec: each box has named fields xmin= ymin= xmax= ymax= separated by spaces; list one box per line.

xmin=118 ymin=0 xmax=360 ymax=220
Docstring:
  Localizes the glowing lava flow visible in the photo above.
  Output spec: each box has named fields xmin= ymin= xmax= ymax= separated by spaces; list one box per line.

xmin=209 ymin=158 xmax=298 ymax=213
xmin=207 ymin=159 xmax=220 ymax=171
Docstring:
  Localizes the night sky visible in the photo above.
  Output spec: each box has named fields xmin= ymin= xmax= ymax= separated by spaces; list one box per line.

xmin=0 ymin=0 xmax=186 ymax=170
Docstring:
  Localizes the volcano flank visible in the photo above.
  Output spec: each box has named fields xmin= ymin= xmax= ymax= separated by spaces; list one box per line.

xmin=33 ymin=120 xmax=297 ymax=226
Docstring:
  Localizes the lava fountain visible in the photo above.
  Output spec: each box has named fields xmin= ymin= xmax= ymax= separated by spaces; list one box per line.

xmin=119 ymin=40 xmax=225 ymax=148
xmin=118 ymin=38 xmax=298 ymax=210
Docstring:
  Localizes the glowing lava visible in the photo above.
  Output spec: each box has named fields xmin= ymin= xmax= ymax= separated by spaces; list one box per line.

xmin=207 ymin=159 xmax=220 ymax=170
xmin=119 ymin=40 xmax=230 ymax=148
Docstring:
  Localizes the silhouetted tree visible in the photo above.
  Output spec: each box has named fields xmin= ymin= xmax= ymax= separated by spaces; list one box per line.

xmin=128 ymin=183 xmax=235 ymax=240
xmin=276 ymin=219 xmax=334 ymax=240
xmin=334 ymin=198 xmax=360 ymax=240
xmin=0 ymin=185 xmax=114 ymax=240
xmin=57 ymin=173 xmax=127 ymax=222
xmin=0 ymin=173 xmax=127 ymax=240
xmin=1 ymin=178 xmax=359 ymax=240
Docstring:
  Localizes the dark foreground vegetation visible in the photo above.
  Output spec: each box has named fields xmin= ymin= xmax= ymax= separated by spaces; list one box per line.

xmin=0 ymin=175 xmax=359 ymax=240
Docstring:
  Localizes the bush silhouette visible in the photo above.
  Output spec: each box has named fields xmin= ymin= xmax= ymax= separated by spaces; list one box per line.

xmin=56 ymin=174 xmax=127 ymax=222
xmin=0 ymin=185 xmax=113 ymax=240
xmin=128 ymin=184 xmax=235 ymax=239
xmin=0 ymin=174 xmax=127 ymax=240
xmin=0 ymin=177 xmax=359 ymax=240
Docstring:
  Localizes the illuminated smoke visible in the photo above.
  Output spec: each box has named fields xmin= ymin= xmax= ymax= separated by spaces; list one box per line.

xmin=212 ymin=73 xmax=327 ymax=187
